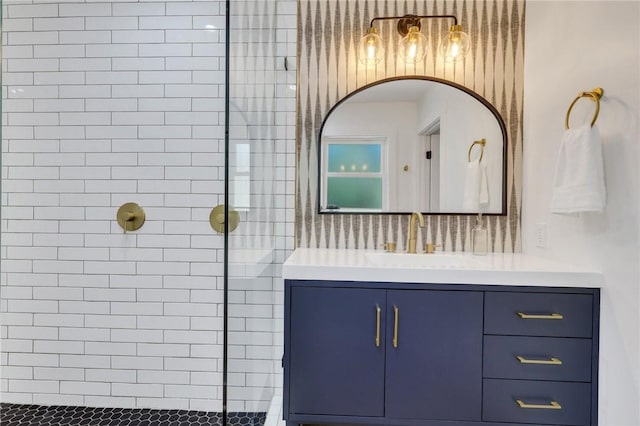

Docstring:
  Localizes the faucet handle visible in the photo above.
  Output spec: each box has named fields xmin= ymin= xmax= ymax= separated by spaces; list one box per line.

xmin=424 ymin=243 xmax=440 ymax=254
xmin=382 ymin=242 xmax=397 ymax=252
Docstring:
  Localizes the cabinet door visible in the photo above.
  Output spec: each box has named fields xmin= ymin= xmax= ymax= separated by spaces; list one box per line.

xmin=385 ymin=290 xmax=483 ymax=421
xmin=289 ymin=286 xmax=386 ymax=416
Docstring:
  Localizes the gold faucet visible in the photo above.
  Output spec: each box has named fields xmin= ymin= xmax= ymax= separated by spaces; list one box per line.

xmin=407 ymin=212 xmax=425 ymax=254
xmin=425 ymin=243 xmax=440 ymax=254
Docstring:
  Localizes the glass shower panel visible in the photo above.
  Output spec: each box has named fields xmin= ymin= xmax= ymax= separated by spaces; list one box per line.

xmin=225 ymin=0 xmax=280 ymax=424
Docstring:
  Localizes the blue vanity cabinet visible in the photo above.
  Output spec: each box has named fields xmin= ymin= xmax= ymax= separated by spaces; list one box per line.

xmin=283 ymin=280 xmax=600 ymax=426
xmin=284 ymin=281 xmax=484 ymax=424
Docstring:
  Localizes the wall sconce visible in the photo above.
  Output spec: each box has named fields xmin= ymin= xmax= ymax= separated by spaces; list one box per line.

xmin=358 ymin=14 xmax=471 ymax=66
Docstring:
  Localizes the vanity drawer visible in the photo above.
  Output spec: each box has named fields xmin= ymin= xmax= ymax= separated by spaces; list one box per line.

xmin=484 ymin=292 xmax=593 ymax=337
xmin=483 ymin=335 xmax=592 ymax=382
xmin=483 ymin=379 xmax=591 ymax=425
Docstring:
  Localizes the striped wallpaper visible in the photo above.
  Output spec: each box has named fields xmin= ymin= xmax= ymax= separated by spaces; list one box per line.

xmin=296 ymin=0 xmax=525 ymax=253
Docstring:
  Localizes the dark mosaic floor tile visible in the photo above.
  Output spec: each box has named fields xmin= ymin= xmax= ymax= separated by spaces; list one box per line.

xmin=0 ymin=404 xmax=265 ymax=426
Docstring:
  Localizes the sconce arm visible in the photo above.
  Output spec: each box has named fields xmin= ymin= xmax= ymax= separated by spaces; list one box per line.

xmin=369 ymin=14 xmax=458 ymax=30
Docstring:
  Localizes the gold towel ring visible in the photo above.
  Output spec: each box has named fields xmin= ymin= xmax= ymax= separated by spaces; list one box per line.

xmin=565 ymin=87 xmax=604 ymax=130
xmin=468 ymin=138 xmax=486 ymax=162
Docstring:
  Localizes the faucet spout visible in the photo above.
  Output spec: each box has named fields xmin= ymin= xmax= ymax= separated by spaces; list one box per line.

xmin=407 ymin=212 xmax=425 ymax=254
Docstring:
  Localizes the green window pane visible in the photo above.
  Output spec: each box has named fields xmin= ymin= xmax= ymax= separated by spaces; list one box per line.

xmin=327 ymin=177 xmax=382 ymax=209
xmin=327 ymin=144 xmax=381 ymax=173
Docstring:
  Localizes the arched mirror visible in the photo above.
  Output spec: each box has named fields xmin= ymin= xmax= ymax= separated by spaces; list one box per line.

xmin=318 ymin=77 xmax=507 ymax=214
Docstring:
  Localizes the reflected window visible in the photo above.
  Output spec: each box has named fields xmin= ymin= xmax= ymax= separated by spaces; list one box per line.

xmin=322 ymin=139 xmax=385 ymax=211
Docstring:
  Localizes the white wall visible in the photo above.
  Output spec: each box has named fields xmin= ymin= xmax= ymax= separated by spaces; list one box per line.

xmin=522 ymin=2 xmax=640 ymax=425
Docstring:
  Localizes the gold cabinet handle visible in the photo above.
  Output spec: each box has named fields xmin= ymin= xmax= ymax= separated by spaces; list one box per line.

xmin=392 ymin=305 xmax=399 ymax=348
xmin=517 ymin=312 xmax=564 ymax=320
xmin=516 ymin=400 xmax=562 ymax=410
xmin=375 ymin=305 xmax=381 ymax=347
xmin=516 ymin=356 xmax=563 ymax=365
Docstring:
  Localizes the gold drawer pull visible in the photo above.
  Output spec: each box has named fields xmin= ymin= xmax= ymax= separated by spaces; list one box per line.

xmin=375 ymin=305 xmax=381 ymax=347
xmin=392 ymin=305 xmax=399 ymax=348
xmin=516 ymin=399 xmax=562 ymax=410
xmin=516 ymin=356 xmax=563 ymax=365
xmin=517 ymin=312 xmax=564 ymax=320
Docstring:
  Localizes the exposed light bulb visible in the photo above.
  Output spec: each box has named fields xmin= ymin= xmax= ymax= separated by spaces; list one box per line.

xmin=351 ymin=164 xmax=357 ymax=171
xmin=362 ymin=164 xmax=368 ymax=171
xmin=450 ymin=42 xmax=460 ymax=58
xmin=399 ymin=26 xmax=427 ymax=64
xmin=408 ymin=39 xmax=418 ymax=60
xmin=367 ymin=42 xmax=376 ymax=61
xmin=358 ymin=27 xmax=385 ymax=65
xmin=440 ymin=25 xmax=471 ymax=62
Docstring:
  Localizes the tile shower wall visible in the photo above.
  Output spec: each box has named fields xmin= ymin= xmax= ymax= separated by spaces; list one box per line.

xmin=296 ymin=0 xmax=524 ymax=253
xmin=0 ymin=0 xmax=297 ymax=412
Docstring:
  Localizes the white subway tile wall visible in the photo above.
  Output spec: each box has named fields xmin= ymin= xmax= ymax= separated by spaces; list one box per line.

xmin=0 ymin=0 xmax=297 ymax=412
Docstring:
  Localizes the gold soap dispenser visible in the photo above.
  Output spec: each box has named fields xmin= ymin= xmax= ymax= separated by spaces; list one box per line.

xmin=471 ymin=213 xmax=488 ymax=255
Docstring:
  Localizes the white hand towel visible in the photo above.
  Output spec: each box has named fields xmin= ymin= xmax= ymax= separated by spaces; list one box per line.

xmin=550 ymin=123 xmax=606 ymax=214
xmin=463 ymin=160 xmax=490 ymax=211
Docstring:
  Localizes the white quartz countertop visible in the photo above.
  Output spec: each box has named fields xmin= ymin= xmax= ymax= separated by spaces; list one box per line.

xmin=282 ymin=248 xmax=603 ymax=288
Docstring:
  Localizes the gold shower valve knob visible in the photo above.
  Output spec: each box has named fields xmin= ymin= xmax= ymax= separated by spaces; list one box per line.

xmin=210 ymin=205 xmax=240 ymax=234
xmin=116 ymin=202 xmax=145 ymax=232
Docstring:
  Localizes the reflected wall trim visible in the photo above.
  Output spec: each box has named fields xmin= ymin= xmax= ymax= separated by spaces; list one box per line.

xmin=296 ymin=0 xmax=524 ymax=252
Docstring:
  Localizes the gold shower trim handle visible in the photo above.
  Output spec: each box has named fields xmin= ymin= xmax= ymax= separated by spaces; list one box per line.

xmin=210 ymin=205 xmax=240 ymax=234
xmin=116 ymin=202 xmax=145 ymax=233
